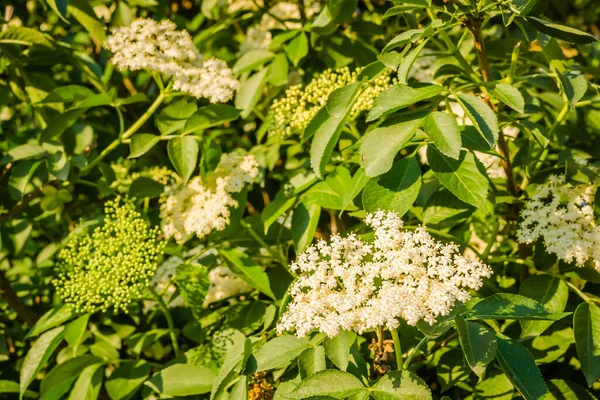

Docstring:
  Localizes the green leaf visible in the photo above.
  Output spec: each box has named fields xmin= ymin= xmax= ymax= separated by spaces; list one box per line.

xmin=254 ymin=335 xmax=310 ymax=371
xmin=261 ymin=189 xmax=296 ymax=234
xmin=292 ymin=201 xmax=321 ymax=254
xmin=183 ymin=104 xmax=241 ymax=135
xmin=455 ymin=315 xmax=497 ymax=377
xmin=20 ymin=326 xmax=65 ymax=397
xmin=167 ymin=136 xmax=199 ymax=183
xmin=468 ymin=293 xmax=570 ymax=321
xmin=0 ymin=26 xmax=53 ymax=47
xmin=67 ymin=363 xmax=103 ymax=400
xmin=145 ymin=364 xmax=215 ymax=396
xmin=423 ymin=111 xmax=462 ymax=160
xmin=220 ymin=249 xmax=276 ymax=300
xmin=427 ymin=147 xmax=489 ymax=209
xmin=1 ymin=144 xmax=47 ymax=164
xmin=529 ymin=325 xmax=573 ymax=364
xmin=303 ymin=166 xmax=357 ymax=210
xmin=233 ymin=50 xmax=275 ymax=75
xmin=367 ymin=83 xmax=444 ymax=122
xmin=398 ymin=39 xmax=430 ymax=85
xmin=526 ymin=17 xmax=598 ymax=44
xmin=105 ymin=360 xmax=151 ymax=400
xmin=457 ymin=94 xmax=499 ymax=147
xmin=372 ymin=370 xmax=432 ymax=400
xmin=287 ymin=370 xmax=366 ymax=399
xmin=324 ymin=330 xmax=356 ymax=371
xmin=496 ymin=337 xmax=550 ymax=400
xmin=39 ymin=85 xmax=95 ymax=104
xmin=310 ymin=82 xmax=362 ymax=178
xmin=509 ymin=0 xmax=547 ymax=16
xmin=41 ymin=109 xmax=87 ymax=141
xmin=298 ymin=346 xmax=327 ymax=379
xmin=67 ymin=0 xmax=107 ymax=43
xmin=176 ymin=263 xmax=209 ymax=319
xmin=558 ymin=72 xmax=588 ymax=110
xmin=471 ymin=370 xmax=514 ymax=400
xmin=519 ymin=275 xmax=569 ymax=338
xmin=362 ymin=157 xmax=422 ymax=217
xmin=284 ymin=32 xmax=309 ymax=67
xmin=64 ymin=314 xmax=90 ymax=357
xmin=312 ymin=0 xmax=358 ymax=35
xmin=360 ymin=113 xmax=424 ymax=177
xmin=573 ymin=302 xmax=600 ymax=387
xmin=26 ymin=305 xmax=77 ymax=339
xmin=44 ymin=0 xmax=68 ymax=22
xmin=40 ymin=355 xmax=103 ymax=398
xmin=492 ymin=83 xmax=525 ymax=114
xmin=210 ymin=333 xmax=248 ymax=400
xmin=156 ymin=99 xmax=197 ymax=135
xmin=128 ymin=177 xmax=164 ymax=199
xmin=128 ymin=134 xmax=160 ymax=158
xmin=200 ymin=138 xmax=222 ymax=177
xmin=235 ymin=68 xmax=269 ymax=118
xmin=423 ymin=189 xmax=473 ymax=227
xmin=341 ymin=168 xmax=370 ymax=213
xmin=547 ymin=379 xmax=599 ymax=400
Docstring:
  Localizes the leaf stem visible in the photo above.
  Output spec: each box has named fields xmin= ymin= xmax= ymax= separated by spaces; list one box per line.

xmin=79 ymin=90 xmax=166 ymax=177
xmin=148 ymin=286 xmax=180 ymax=357
xmin=390 ymin=328 xmax=403 ymax=370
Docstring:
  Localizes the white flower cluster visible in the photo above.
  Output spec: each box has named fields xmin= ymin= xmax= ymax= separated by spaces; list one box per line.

xmin=105 ymin=18 xmax=239 ymax=103
xmin=204 ymin=266 xmax=252 ymax=306
xmin=277 ymin=211 xmax=493 ymax=338
xmin=160 ymin=153 xmax=259 ymax=244
xmin=518 ymin=175 xmax=600 ymax=270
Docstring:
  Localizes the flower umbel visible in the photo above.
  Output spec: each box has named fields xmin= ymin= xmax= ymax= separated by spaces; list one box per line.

xmin=268 ymin=67 xmax=393 ymax=138
xmin=53 ymin=198 xmax=165 ymax=313
xmin=160 ymin=153 xmax=259 ymax=243
xmin=517 ymin=175 xmax=600 ymax=270
xmin=277 ymin=211 xmax=492 ymax=338
xmin=105 ymin=18 xmax=239 ymax=102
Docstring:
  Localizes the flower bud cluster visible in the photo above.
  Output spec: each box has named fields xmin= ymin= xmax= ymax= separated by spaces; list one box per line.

xmin=277 ymin=211 xmax=492 ymax=338
xmin=160 ymin=153 xmax=259 ymax=243
xmin=268 ymin=67 xmax=394 ymax=138
xmin=518 ymin=175 xmax=600 ymax=270
xmin=105 ymin=18 xmax=239 ymax=103
xmin=53 ymin=197 xmax=165 ymax=313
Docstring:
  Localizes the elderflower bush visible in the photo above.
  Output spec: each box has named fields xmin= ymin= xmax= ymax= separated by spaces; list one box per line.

xmin=2 ymin=1 xmax=600 ymax=400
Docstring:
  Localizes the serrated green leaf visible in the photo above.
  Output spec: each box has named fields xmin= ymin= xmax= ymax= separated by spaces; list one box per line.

xmin=372 ymin=370 xmax=432 ymax=400
xmin=287 ymin=369 xmax=366 ymax=399
xmin=468 ymin=293 xmax=570 ymax=321
xmin=519 ymin=275 xmax=569 ymax=338
xmin=235 ymin=68 xmax=269 ymax=118
xmin=455 ymin=315 xmax=497 ymax=377
xmin=20 ymin=326 xmax=65 ymax=397
xmin=284 ymin=32 xmax=309 ymax=67
xmin=292 ymin=201 xmax=321 ymax=254
xmin=496 ymin=337 xmax=550 ymax=400
xmin=129 ymin=134 xmax=160 ymax=158
xmin=167 ymin=136 xmax=198 ymax=183
xmin=362 ymin=157 xmax=421 ymax=216
xmin=427 ymin=147 xmax=489 ymax=209
xmin=233 ymin=50 xmax=275 ymax=75
xmin=367 ymin=83 xmax=444 ymax=121
xmin=324 ymin=330 xmax=355 ymax=371
xmin=254 ymin=335 xmax=310 ymax=372
xmin=146 ymin=364 xmax=215 ymax=396
xmin=360 ymin=113 xmax=423 ymax=177
xmin=457 ymin=94 xmax=498 ymax=147
xmin=573 ymin=302 xmax=600 ymax=387
xmin=67 ymin=362 xmax=103 ymax=400
xmin=182 ymin=104 xmax=241 ymax=135
xmin=64 ymin=314 xmax=90 ymax=357
xmin=526 ymin=17 xmax=598 ymax=44
xmin=492 ymin=83 xmax=525 ymax=114
xmin=298 ymin=346 xmax=327 ymax=379
xmin=68 ymin=0 xmax=107 ymax=43
xmin=105 ymin=360 xmax=151 ymax=400
xmin=423 ymin=111 xmax=462 ymax=159
xmin=220 ymin=249 xmax=276 ymax=300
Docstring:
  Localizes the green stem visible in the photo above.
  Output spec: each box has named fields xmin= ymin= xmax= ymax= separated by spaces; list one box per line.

xmin=390 ymin=328 xmax=403 ymax=370
xmin=148 ymin=286 xmax=180 ymax=357
xmin=80 ymin=91 xmax=166 ymax=177
xmin=403 ymin=336 xmax=428 ymax=369
xmin=241 ymin=220 xmax=288 ymax=267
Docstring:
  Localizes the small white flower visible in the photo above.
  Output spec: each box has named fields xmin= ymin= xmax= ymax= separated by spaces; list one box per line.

xmin=160 ymin=153 xmax=259 ymax=243
xmin=204 ymin=266 xmax=252 ymax=306
xmin=105 ymin=18 xmax=239 ymax=102
xmin=277 ymin=211 xmax=493 ymax=338
xmin=518 ymin=175 xmax=600 ymax=270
